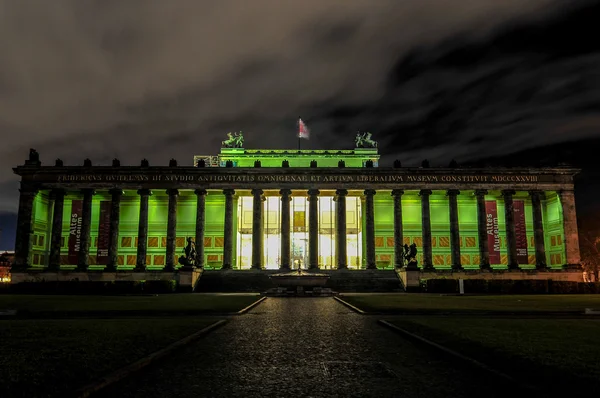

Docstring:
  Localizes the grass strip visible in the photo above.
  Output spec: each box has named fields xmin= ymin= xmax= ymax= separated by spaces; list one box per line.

xmin=0 ymin=318 xmax=219 ymax=398
xmin=340 ymin=294 xmax=600 ymax=314
xmin=0 ymin=294 xmax=261 ymax=317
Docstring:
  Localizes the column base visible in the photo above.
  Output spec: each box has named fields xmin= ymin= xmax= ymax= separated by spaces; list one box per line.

xmin=508 ymin=264 xmax=520 ymax=271
xmin=337 ymin=265 xmax=348 ymax=270
xmin=134 ymin=266 xmax=147 ymax=272
xmin=251 ymin=265 xmax=263 ymax=270
xmin=451 ymin=265 xmax=464 ymax=271
xmin=221 ymin=264 xmax=232 ymax=270
xmin=535 ymin=264 xmax=549 ymax=271
xmin=479 ymin=263 xmax=491 ymax=270
xmin=279 ymin=265 xmax=291 ymax=270
xmin=163 ymin=266 xmax=175 ymax=272
xmin=76 ymin=265 xmax=89 ymax=272
xmin=309 ymin=265 xmax=319 ymax=270
xmin=104 ymin=266 xmax=117 ymax=272
xmin=366 ymin=264 xmax=377 ymax=270
xmin=422 ymin=265 xmax=435 ymax=272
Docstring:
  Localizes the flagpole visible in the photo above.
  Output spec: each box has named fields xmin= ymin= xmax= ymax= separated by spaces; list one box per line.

xmin=298 ymin=117 xmax=301 ymax=150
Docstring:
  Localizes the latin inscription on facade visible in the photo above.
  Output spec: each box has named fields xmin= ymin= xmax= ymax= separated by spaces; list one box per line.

xmin=55 ymin=173 xmax=543 ymax=184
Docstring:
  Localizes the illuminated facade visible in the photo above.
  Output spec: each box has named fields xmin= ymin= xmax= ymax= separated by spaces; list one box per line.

xmin=11 ymin=147 xmax=581 ymax=276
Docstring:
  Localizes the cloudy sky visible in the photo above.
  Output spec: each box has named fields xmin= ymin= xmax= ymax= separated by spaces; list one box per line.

xmin=1 ymin=0 xmax=599 ymax=247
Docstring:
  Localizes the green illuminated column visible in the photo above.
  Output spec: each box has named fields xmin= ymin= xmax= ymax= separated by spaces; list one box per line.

xmin=77 ymin=189 xmax=94 ymax=271
xmin=251 ymin=189 xmax=264 ymax=269
xmin=308 ymin=189 xmax=320 ymax=269
xmin=136 ymin=189 xmax=151 ymax=271
xmin=222 ymin=189 xmax=235 ymax=269
xmin=107 ymin=189 xmax=123 ymax=271
xmin=165 ymin=189 xmax=179 ymax=271
xmin=502 ymin=190 xmax=519 ymax=269
xmin=420 ymin=189 xmax=433 ymax=270
xmin=280 ymin=189 xmax=292 ymax=270
xmin=529 ymin=190 xmax=547 ymax=269
xmin=195 ymin=189 xmax=207 ymax=268
xmin=48 ymin=189 xmax=65 ymax=270
xmin=447 ymin=189 xmax=462 ymax=270
xmin=364 ymin=189 xmax=376 ymax=269
xmin=335 ymin=189 xmax=348 ymax=269
xmin=13 ymin=185 xmax=38 ymax=270
xmin=475 ymin=190 xmax=491 ymax=269
xmin=559 ymin=190 xmax=581 ymax=268
xmin=392 ymin=190 xmax=404 ymax=268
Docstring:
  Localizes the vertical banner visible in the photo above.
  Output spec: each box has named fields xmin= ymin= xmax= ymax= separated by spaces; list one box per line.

xmin=513 ymin=200 xmax=528 ymax=264
xmin=68 ymin=200 xmax=83 ymax=264
xmin=96 ymin=201 xmax=111 ymax=264
xmin=485 ymin=201 xmax=501 ymax=264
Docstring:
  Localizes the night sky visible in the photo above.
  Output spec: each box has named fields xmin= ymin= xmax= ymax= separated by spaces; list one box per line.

xmin=1 ymin=0 xmax=599 ymax=249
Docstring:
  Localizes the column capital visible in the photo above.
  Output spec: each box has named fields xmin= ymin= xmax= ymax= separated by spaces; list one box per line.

xmin=391 ymin=189 xmax=404 ymax=197
xmin=364 ymin=189 xmax=376 ymax=196
xmin=109 ymin=188 xmax=124 ymax=196
xmin=49 ymin=188 xmax=66 ymax=200
xmin=81 ymin=188 xmax=96 ymax=196
xmin=194 ymin=189 xmax=207 ymax=196
xmin=335 ymin=189 xmax=348 ymax=197
xmin=166 ymin=189 xmax=179 ymax=196
xmin=307 ymin=189 xmax=320 ymax=200
xmin=474 ymin=189 xmax=488 ymax=197
xmin=528 ymin=190 xmax=544 ymax=199
xmin=419 ymin=189 xmax=432 ymax=197
xmin=558 ymin=189 xmax=575 ymax=198
xmin=223 ymin=189 xmax=235 ymax=196
xmin=279 ymin=188 xmax=292 ymax=196
xmin=501 ymin=189 xmax=516 ymax=197
xmin=446 ymin=189 xmax=460 ymax=197
xmin=251 ymin=188 xmax=264 ymax=196
xmin=137 ymin=189 xmax=152 ymax=196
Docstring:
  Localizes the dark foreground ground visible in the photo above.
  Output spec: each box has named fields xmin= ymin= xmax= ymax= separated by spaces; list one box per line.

xmin=97 ymin=298 xmax=519 ymax=398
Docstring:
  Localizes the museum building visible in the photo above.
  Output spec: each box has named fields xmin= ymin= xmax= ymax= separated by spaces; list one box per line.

xmin=11 ymin=142 xmax=581 ymax=282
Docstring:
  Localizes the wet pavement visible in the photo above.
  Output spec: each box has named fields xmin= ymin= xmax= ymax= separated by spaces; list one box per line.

xmin=98 ymin=298 xmax=514 ymax=398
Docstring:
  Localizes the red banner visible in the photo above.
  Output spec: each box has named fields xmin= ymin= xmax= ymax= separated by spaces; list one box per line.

xmin=485 ymin=201 xmax=501 ymax=264
xmin=68 ymin=200 xmax=83 ymax=264
xmin=513 ymin=200 xmax=528 ymax=264
xmin=96 ymin=201 xmax=111 ymax=264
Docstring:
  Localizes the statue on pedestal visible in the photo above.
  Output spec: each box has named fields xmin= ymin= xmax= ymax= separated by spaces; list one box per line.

xmin=178 ymin=237 xmax=198 ymax=268
xmin=221 ymin=132 xmax=244 ymax=148
xmin=355 ymin=132 xmax=378 ymax=148
xmin=402 ymin=243 xmax=418 ymax=269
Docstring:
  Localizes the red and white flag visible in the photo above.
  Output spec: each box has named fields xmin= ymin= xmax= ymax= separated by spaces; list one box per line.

xmin=298 ymin=118 xmax=310 ymax=139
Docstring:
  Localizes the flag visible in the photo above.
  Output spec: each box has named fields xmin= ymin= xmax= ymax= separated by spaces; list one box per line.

xmin=298 ymin=118 xmax=309 ymax=139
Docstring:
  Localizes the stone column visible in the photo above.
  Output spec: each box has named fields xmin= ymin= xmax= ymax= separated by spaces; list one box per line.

xmin=392 ymin=190 xmax=404 ymax=268
xmin=502 ymin=190 xmax=519 ymax=269
xmin=106 ymin=189 xmax=123 ymax=271
xmin=420 ymin=189 xmax=433 ymax=270
xmin=222 ymin=189 xmax=235 ymax=269
xmin=251 ymin=189 xmax=264 ymax=269
xmin=529 ymin=190 xmax=547 ymax=269
xmin=136 ymin=189 xmax=151 ymax=271
xmin=77 ymin=189 xmax=94 ymax=271
xmin=48 ymin=189 xmax=65 ymax=270
xmin=165 ymin=189 xmax=179 ymax=271
xmin=195 ymin=189 xmax=207 ymax=268
xmin=559 ymin=190 xmax=581 ymax=267
xmin=280 ymin=189 xmax=292 ymax=270
xmin=13 ymin=185 xmax=38 ymax=270
xmin=447 ymin=189 xmax=462 ymax=270
xmin=475 ymin=190 xmax=491 ymax=269
xmin=335 ymin=189 xmax=348 ymax=269
xmin=308 ymin=189 xmax=320 ymax=269
xmin=364 ymin=189 xmax=376 ymax=269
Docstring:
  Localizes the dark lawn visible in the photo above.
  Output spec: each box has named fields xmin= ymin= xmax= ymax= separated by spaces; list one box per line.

xmin=0 ymin=318 xmax=220 ymax=398
xmin=387 ymin=317 xmax=600 ymax=396
xmin=0 ymin=293 xmax=261 ymax=316
xmin=341 ymin=293 xmax=600 ymax=314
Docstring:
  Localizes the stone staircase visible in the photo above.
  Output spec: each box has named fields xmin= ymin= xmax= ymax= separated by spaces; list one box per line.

xmin=195 ymin=269 xmax=404 ymax=293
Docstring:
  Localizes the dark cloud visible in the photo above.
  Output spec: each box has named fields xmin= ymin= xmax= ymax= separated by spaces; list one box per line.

xmin=0 ymin=0 xmax=596 ymax=215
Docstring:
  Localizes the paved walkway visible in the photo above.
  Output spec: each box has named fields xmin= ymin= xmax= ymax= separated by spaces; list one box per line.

xmin=98 ymin=298 xmax=514 ymax=398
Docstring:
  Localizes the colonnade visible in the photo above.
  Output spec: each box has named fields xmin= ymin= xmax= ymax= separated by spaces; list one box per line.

xmin=13 ymin=186 xmax=581 ymax=271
